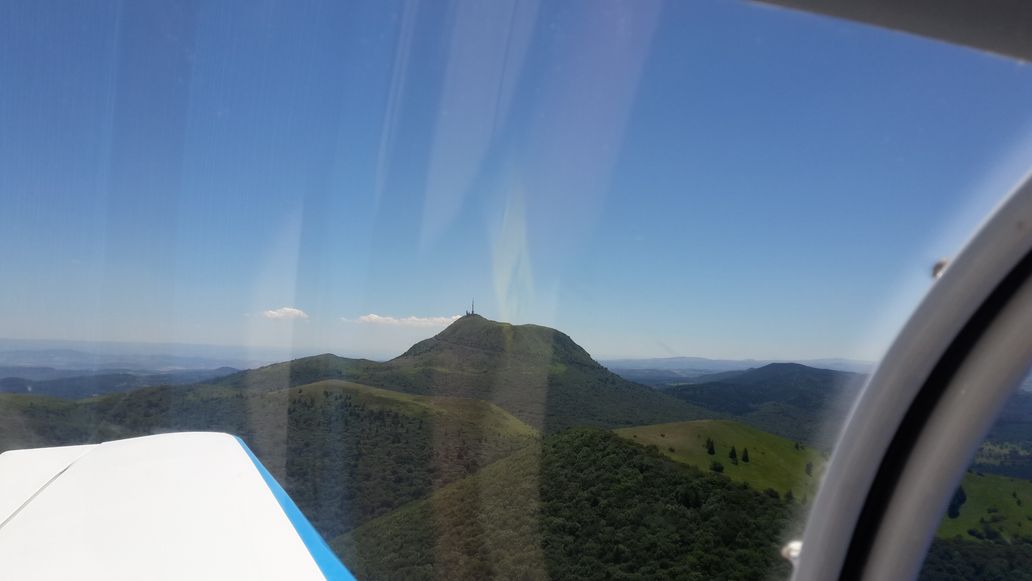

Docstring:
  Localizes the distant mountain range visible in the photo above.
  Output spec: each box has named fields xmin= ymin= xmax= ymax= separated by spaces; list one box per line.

xmin=0 ymin=339 xmax=279 ymax=371
xmin=602 ymin=356 xmax=874 ymax=387
xmin=0 ymin=367 xmax=239 ymax=398
xmin=664 ymin=363 xmax=866 ymax=448
xmin=0 ymin=340 xmax=272 ymax=399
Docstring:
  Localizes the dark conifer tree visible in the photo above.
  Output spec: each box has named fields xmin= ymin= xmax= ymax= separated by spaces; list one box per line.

xmin=947 ymin=486 xmax=967 ymax=519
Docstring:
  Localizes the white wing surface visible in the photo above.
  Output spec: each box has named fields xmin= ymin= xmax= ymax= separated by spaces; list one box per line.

xmin=0 ymin=432 xmax=353 ymax=580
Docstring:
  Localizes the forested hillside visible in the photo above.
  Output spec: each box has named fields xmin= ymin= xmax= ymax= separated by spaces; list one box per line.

xmin=336 ymin=429 xmax=794 ymax=580
xmin=0 ymin=379 xmax=537 ymax=538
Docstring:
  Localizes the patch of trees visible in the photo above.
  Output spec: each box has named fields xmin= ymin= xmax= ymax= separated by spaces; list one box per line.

xmin=539 ymin=429 xmax=792 ymax=580
xmin=703 ymin=438 xmax=750 ymax=466
xmin=920 ymin=538 xmax=1032 ymax=580
xmin=947 ymin=486 xmax=967 ymax=519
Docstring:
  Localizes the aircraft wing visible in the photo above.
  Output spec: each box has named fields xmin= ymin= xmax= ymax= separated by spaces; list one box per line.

xmin=0 ymin=432 xmax=353 ymax=580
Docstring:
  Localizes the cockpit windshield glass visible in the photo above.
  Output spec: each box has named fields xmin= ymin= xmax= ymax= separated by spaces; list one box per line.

xmin=3 ymin=1 xmax=1032 ymax=578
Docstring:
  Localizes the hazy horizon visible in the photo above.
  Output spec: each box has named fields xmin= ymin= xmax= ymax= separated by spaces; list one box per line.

xmin=0 ymin=329 xmax=877 ymax=369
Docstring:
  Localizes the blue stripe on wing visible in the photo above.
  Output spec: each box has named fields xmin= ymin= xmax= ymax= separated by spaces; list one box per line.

xmin=235 ymin=437 xmax=356 ymax=580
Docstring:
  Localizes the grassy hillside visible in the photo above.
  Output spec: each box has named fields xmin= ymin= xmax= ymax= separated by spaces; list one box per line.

xmin=616 ymin=419 xmax=1032 ymax=548
xmin=616 ymin=419 xmax=825 ymax=499
xmin=665 ymin=363 xmax=864 ymax=448
xmin=287 ymin=379 xmax=536 ymax=439
xmin=336 ymin=429 xmax=793 ymax=580
xmin=937 ymin=471 xmax=1032 ymax=542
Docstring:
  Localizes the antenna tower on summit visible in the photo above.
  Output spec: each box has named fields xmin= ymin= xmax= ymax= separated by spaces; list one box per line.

xmin=466 ymin=298 xmax=475 ymax=317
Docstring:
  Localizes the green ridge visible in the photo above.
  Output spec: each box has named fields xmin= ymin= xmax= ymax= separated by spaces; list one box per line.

xmin=616 ymin=419 xmax=824 ymax=499
xmin=937 ymin=471 xmax=1032 ymax=542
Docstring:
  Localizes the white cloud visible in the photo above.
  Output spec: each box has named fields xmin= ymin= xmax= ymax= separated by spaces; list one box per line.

xmin=262 ymin=307 xmax=309 ymax=320
xmin=345 ymin=314 xmax=461 ymax=328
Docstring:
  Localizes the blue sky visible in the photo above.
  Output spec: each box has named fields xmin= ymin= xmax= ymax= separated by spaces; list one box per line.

xmin=2 ymin=0 xmax=1032 ymax=361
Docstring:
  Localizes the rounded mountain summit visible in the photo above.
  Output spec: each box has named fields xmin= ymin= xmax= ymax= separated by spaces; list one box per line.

xmin=218 ymin=314 xmax=708 ymax=432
